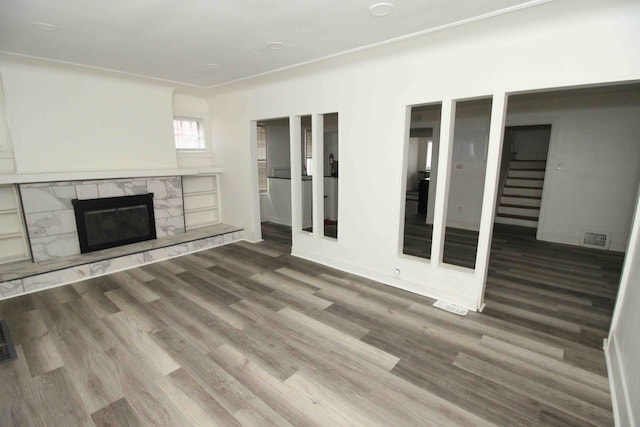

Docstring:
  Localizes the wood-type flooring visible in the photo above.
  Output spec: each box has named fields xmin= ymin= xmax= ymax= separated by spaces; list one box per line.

xmin=0 ymin=220 xmax=622 ymax=426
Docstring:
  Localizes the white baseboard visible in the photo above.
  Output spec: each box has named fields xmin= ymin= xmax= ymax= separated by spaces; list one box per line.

xmin=605 ymin=332 xmax=635 ymax=426
xmin=291 ymin=247 xmax=478 ymax=311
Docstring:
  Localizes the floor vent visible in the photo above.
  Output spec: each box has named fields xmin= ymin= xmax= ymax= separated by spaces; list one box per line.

xmin=433 ymin=300 xmax=468 ymax=316
xmin=581 ymin=231 xmax=610 ymax=249
xmin=0 ymin=320 xmax=17 ymax=364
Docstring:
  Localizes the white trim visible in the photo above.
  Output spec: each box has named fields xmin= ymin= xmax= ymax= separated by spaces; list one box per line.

xmin=605 ymin=332 xmax=634 ymax=427
xmin=476 ymin=92 xmax=508 ymax=308
xmin=605 ymin=181 xmax=640 ymax=427
xmin=431 ymin=99 xmax=456 ymax=267
xmin=249 ymin=121 xmax=262 ymax=241
xmin=0 ymin=167 xmax=223 ymax=184
xmin=312 ymin=114 xmax=324 ymax=237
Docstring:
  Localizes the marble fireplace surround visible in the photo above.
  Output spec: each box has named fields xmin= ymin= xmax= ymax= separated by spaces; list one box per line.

xmin=20 ymin=176 xmax=186 ymax=263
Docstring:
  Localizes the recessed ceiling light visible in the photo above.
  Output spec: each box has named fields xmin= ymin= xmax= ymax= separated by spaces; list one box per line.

xmin=205 ymin=63 xmax=220 ymax=70
xmin=369 ymin=2 xmax=395 ymax=17
xmin=267 ymin=42 xmax=285 ymax=50
xmin=31 ymin=22 xmax=58 ymax=31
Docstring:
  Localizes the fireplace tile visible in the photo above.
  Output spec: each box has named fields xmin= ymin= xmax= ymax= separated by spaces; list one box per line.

xmin=189 ymin=235 xmax=225 ymax=251
xmin=25 ymin=209 xmax=77 ymax=238
xmin=90 ymin=253 xmax=145 ymax=277
xmin=31 ymin=232 xmax=81 ymax=262
xmin=75 ymin=183 xmax=99 ymax=200
xmin=21 ymin=185 xmax=77 ymax=213
xmin=0 ymin=280 xmax=23 ymax=298
xmin=22 ymin=265 xmax=90 ymax=294
xmin=97 ymin=181 xmax=148 ymax=198
xmin=143 ymin=244 xmax=190 ymax=263
xmin=147 ymin=177 xmax=182 ymax=199
xmin=155 ymin=217 xmax=185 ymax=238
xmin=153 ymin=198 xmax=184 ymax=218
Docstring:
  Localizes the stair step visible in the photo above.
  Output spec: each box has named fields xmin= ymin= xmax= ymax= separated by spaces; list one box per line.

xmin=501 ymin=194 xmax=541 ymax=199
xmin=500 ymin=196 xmax=541 ymax=207
xmin=499 ymin=203 xmax=540 ymax=210
xmin=503 ymin=187 xmax=543 ymax=197
xmin=510 ymin=160 xmax=547 ymax=170
xmin=505 ymin=184 xmax=543 ymax=189
xmin=496 ymin=212 xmax=539 ymax=221
xmin=498 ymin=206 xmax=541 ymax=217
xmin=494 ymin=215 xmax=538 ymax=228
xmin=508 ymin=170 xmax=546 ymax=179
xmin=505 ymin=179 xmax=544 ymax=188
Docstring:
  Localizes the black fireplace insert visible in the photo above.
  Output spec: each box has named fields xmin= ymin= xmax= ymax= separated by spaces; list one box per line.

xmin=72 ymin=193 xmax=156 ymax=253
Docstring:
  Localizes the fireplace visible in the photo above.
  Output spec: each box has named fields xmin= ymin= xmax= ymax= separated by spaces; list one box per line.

xmin=72 ymin=193 xmax=157 ymax=253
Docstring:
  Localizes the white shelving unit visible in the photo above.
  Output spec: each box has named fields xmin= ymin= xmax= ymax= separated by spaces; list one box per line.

xmin=182 ymin=175 xmax=221 ymax=230
xmin=0 ymin=185 xmax=30 ymax=264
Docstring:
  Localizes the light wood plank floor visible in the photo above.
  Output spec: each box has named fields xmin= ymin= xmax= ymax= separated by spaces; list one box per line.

xmin=0 ymin=221 xmax=619 ymax=426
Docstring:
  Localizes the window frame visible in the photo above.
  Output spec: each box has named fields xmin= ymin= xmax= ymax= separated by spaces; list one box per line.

xmin=257 ymin=124 xmax=268 ymax=194
xmin=173 ymin=116 xmax=206 ymax=152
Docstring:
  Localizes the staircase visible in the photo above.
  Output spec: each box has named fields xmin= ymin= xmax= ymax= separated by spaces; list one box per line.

xmin=495 ymin=160 xmax=546 ymax=228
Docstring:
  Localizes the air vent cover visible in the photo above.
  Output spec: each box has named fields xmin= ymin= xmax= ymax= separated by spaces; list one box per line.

xmin=0 ymin=319 xmax=17 ymax=364
xmin=581 ymin=231 xmax=610 ymax=249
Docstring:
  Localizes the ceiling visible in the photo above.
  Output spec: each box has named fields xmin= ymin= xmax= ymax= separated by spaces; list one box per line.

xmin=0 ymin=0 xmax=550 ymax=88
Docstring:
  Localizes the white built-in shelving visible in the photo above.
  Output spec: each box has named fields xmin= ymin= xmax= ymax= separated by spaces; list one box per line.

xmin=0 ymin=185 xmax=30 ymax=264
xmin=183 ymin=175 xmax=221 ymax=230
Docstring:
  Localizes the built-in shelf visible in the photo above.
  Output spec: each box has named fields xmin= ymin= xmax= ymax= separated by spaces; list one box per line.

xmin=0 ymin=185 xmax=30 ymax=265
xmin=182 ymin=175 xmax=221 ymax=230
xmin=184 ymin=190 xmax=217 ymax=197
xmin=184 ymin=206 xmax=219 ymax=214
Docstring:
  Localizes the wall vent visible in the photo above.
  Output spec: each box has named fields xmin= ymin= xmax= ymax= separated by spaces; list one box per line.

xmin=0 ymin=320 xmax=17 ymax=364
xmin=581 ymin=231 xmax=610 ymax=249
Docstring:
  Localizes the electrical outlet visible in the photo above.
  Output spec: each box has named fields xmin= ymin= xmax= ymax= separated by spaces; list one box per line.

xmin=393 ymin=268 xmax=400 ymax=278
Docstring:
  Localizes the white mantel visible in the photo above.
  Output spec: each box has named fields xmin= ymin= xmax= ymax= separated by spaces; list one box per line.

xmin=0 ymin=167 xmax=223 ymax=185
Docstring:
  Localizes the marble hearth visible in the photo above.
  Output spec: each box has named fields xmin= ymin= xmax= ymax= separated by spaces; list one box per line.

xmin=0 ymin=171 xmax=243 ymax=300
xmin=0 ymin=223 xmax=243 ymax=300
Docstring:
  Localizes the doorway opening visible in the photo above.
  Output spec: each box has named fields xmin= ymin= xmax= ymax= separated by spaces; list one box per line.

xmin=494 ymin=125 xmax=551 ymax=231
xmin=256 ymin=117 xmax=292 ymax=249
xmin=483 ymin=83 xmax=640 ymax=372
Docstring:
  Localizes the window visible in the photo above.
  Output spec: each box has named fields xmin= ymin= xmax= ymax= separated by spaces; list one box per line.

xmin=173 ymin=117 xmax=205 ymax=150
xmin=257 ymin=125 xmax=267 ymax=193
xmin=304 ymin=128 xmax=312 ymax=175
xmin=426 ymin=138 xmax=433 ymax=170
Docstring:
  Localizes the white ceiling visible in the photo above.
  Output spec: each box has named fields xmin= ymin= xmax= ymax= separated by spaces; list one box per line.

xmin=0 ymin=0 xmax=550 ymax=88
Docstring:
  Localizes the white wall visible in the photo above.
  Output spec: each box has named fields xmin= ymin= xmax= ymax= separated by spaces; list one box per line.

xmin=607 ymin=184 xmax=640 ymax=427
xmin=266 ymin=122 xmax=291 ymax=176
xmin=0 ymin=57 xmax=178 ymax=173
xmin=509 ymin=126 xmax=550 ymax=160
xmin=0 ymin=74 xmax=15 ymax=172
xmin=209 ymin=0 xmax=640 ymax=309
